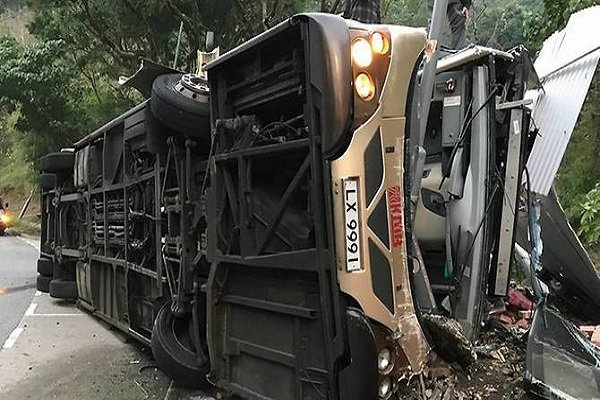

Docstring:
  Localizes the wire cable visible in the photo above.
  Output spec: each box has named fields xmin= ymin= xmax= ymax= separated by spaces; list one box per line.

xmin=445 ymin=85 xmax=500 ymax=179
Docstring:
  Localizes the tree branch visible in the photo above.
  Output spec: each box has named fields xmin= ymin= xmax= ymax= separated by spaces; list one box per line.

xmin=77 ymin=0 xmax=138 ymax=66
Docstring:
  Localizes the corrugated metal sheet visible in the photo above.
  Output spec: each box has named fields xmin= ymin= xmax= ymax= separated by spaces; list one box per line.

xmin=526 ymin=6 xmax=600 ymax=195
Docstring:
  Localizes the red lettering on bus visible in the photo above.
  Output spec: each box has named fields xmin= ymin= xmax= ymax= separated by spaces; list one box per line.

xmin=387 ymin=186 xmax=404 ymax=248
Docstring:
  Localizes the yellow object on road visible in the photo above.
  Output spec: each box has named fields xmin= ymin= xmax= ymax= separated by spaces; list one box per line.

xmin=0 ymin=210 xmax=13 ymax=227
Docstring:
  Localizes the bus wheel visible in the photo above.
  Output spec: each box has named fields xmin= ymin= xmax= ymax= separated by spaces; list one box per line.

xmin=36 ymin=275 xmax=51 ymax=293
xmin=151 ymin=303 xmax=211 ymax=389
xmin=150 ymin=73 xmax=210 ymax=140
xmin=37 ymin=258 xmax=54 ymax=277
xmin=49 ymin=279 xmax=78 ymax=300
xmin=39 ymin=173 xmax=71 ymax=190
xmin=40 ymin=152 xmax=74 ymax=174
xmin=339 ymin=308 xmax=379 ymax=400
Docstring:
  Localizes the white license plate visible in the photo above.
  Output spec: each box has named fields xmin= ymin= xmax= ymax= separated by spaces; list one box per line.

xmin=343 ymin=179 xmax=361 ymax=272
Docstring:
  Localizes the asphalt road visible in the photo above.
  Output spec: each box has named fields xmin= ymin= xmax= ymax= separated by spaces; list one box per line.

xmin=0 ymin=236 xmax=210 ymax=400
xmin=0 ymin=235 xmax=38 ymax=346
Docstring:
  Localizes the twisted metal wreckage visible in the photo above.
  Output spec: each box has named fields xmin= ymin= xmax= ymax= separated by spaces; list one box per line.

xmin=34 ymin=2 xmax=600 ymax=399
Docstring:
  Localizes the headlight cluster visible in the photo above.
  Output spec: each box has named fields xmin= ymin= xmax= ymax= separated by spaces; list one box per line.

xmin=372 ymin=324 xmax=402 ymax=400
xmin=350 ymin=30 xmax=391 ymax=126
xmin=377 ymin=347 xmax=395 ymax=399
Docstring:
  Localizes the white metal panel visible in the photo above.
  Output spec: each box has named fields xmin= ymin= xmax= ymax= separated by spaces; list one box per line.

xmin=436 ymin=45 xmax=513 ymax=73
xmin=535 ymin=7 xmax=600 ymax=78
xmin=526 ymin=6 xmax=600 ymax=195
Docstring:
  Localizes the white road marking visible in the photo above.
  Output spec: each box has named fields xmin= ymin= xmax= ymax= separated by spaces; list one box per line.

xmin=17 ymin=236 xmax=40 ymax=251
xmin=24 ymin=301 xmax=82 ymax=317
xmin=2 ymin=236 xmax=41 ymax=351
xmin=163 ymin=380 xmax=215 ymax=400
xmin=2 ymin=300 xmax=81 ymax=352
xmin=24 ymin=303 xmax=37 ymax=316
xmin=1 ymin=238 xmax=38 ymax=351
xmin=164 ymin=381 xmax=175 ymax=400
xmin=2 ymin=327 xmax=24 ymax=349
xmin=1 ymin=238 xmax=85 ymax=360
xmin=29 ymin=313 xmax=82 ymax=317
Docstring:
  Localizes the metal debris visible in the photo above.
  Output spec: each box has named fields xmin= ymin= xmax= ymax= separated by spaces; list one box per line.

xmin=423 ymin=314 xmax=476 ymax=368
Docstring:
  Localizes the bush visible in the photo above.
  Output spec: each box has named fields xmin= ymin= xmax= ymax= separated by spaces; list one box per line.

xmin=578 ymin=184 xmax=600 ymax=246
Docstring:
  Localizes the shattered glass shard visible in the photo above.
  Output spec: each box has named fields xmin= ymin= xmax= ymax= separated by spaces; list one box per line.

xmin=525 ymin=303 xmax=600 ymax=400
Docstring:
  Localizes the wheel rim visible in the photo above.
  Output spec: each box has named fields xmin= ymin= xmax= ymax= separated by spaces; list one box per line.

xmin=179 ymin=73 xmax=209 ymax=94
xmin=173 ymin=79 xmax=209 ymax=103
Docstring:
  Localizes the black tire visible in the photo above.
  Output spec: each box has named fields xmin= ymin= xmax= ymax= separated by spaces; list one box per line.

xmin=39 ymin=173 xmax=68 ymax=190
xmin=49 ymin=279 xmax=78 ymax=299
xmin=145 ymin=105 xmax=170 ymax=155
xmin=150 ymin=74 xmax=210 ymax=140
xmin=37 ymin=258 xmax=54 ymax=277
xmin=41 ymin=152 xmax=74 ymax=174
xmin=53 ymin=260 xmax=77 ymax=281
xmin=338 ymin=309 xmax=379 ymax=400
xmin=151 ymin=303 xmax=210 ymax=389
xmin=37 ymin=275 xmax=51 ymax=293
xmin=39 ymin=173 xmax=56 ymax=190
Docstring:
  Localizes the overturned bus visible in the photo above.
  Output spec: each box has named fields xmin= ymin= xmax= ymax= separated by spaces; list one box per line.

xmin=36 ymin=12 xmax=536 ymax=400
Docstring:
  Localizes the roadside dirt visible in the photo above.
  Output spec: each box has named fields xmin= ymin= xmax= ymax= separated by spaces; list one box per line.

xmin=2 ymin=340 xmax=171 ymax=400
xmin=396 ymin=325 xmax=528 ymax=400
xmin=2 ymin=187 xmax=39 ymax=218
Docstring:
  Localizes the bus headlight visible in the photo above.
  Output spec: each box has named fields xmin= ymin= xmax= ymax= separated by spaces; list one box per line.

xmin=355 ymin=73 xmax=376 ymax=101
xmin=378 ymin=378 xmax=393 ymax=399
xmin=352 ymin=37 xmax=373 ymax=68
xmin=371 ymin=32 xmax=389 ymax=55
xmin=378 ymin=348 xmax=393 ymax=373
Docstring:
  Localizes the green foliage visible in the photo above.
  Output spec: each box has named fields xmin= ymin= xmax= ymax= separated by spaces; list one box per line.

xmin=0 ymin=110 xmax=34 ymax=200
xmin=0 ymin=36 xmax=80 ymax=161
xmin=579 ymin=184 xmax=600 ymax=245
xmin=0 ymin=33 xmax=136 ymax=164
xmin=381 ymin=0 xmax=544 ymax=51
xmin=0 ymin=0 xmax=334 ymax=168
xmin=0 ymin=140 xmax=32 ymax=191
xmin=469 ymin=0 xmax=543 ymax=51
xmin=525 ymin=0 xmax=600 ymax=54
xmin=12 ymin=215 xmax=41 ymax=235
xmin=555 ymin=67 xmax=600 ymax=238
xmin=26 ymin=0 xmax=322 ymax=75
xmin=0 ymin=0 xmax=25 ymax=10
xmin=382 ymin=0 xmax=428 ymax=26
